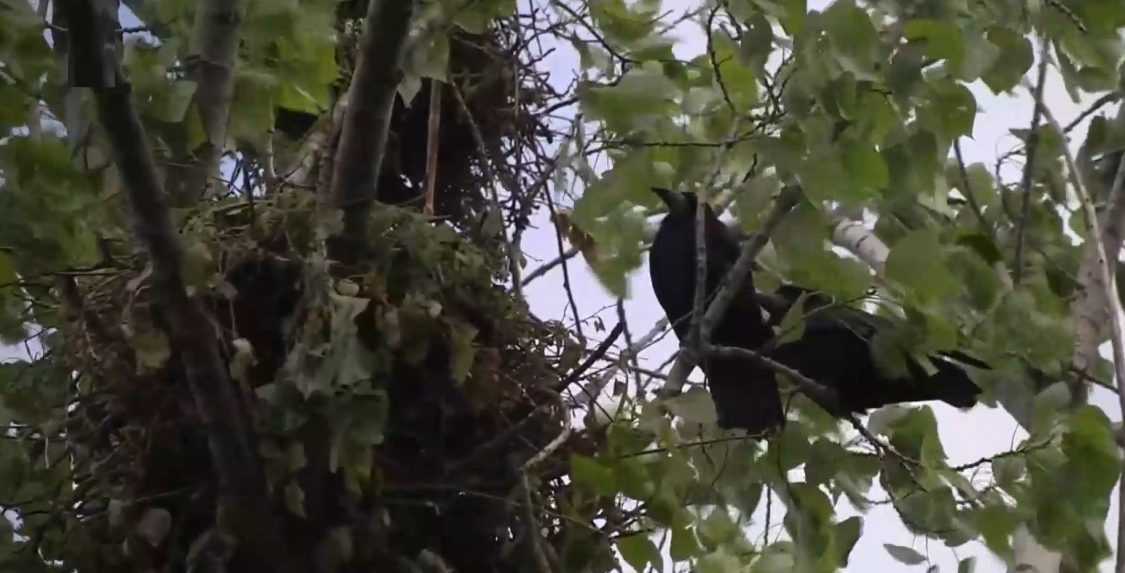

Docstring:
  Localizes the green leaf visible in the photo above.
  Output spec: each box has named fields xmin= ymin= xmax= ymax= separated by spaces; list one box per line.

xmin=776 ymin=290 xmax=809 ymax=345
xmin=0 ymin=252 xmax=14 ymax=284
xmin=571 ymin=455 xmax=617 ymax=497
xmin=670 ymin=524 xmax=703 ymax=561
xmin=919 ymin=80 xmax=977 ymax=141
xmin=904 ymin=19 xmax=963 ymax=66
xmin=885 ymin=229 xmax=958 ymax=304
xmin=883 ymin=543 xmax=926 ymax=565
xmin=842 ymin=143 xmax=889 ymax=192
xmin=982 ymin=28 xmax=1033 ymax=93
xmin=446 ymin=317 xmax=478 ymax=384
xmin=616 ymin=534 xmax=661 ymax=571
xmin=699 ymin=548 xmax=745 ymax=573
xmin=833 ymin=516 xmax=863 ymax=566
xmin=699 ymin=507 xmax=738 ymax=548
xmin=958 ymin=557 xmax=976 ymax=573
xmin=823 ymin=0 xmax=880 ymax=80
xmin=665 ymin=386 xmax=719 ymax=426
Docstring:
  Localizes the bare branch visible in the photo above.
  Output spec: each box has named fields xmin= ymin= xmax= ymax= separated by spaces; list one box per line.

xmin=1014 ymin=36 xmax=1051 ymax=286
xmin=330 ymin=0 xmax=417 ymax=247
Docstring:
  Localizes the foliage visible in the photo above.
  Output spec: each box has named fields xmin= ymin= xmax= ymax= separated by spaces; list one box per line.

xmin=0 ymin=0 xmax=1124 ymax=571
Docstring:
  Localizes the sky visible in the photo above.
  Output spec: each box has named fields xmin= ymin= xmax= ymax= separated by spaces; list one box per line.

xmin=1 ymin=0 xmax=1121 ymax=571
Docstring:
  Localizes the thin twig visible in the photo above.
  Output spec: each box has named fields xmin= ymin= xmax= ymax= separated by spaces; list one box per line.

xmin=953 ymin=138 xmax=994 ymax=241
xmin=521 ymin=246 xmax=580 ymax=286
xmin=544 ymin=189 xmax=584 ymax=340
xmin=1014 ymin=35 xmax=1050 ymax=286
xmin=451 ymin=82 xmax=524 ymax=297
xmin=1064 ymin=92 xmax=1120 ymax=134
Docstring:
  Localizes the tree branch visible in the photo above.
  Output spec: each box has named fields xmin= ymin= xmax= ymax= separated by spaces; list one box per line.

xmin=1013 ymin=35 xmax=1051 ymax=286
xmin=76 ymin=8 xmax=290 ymax=571
xmin=1038 ymin=103 xmax=1125 ymax=573
xmin=167 ymin=0 xmax=245 ymax=206
xmin=329 ymin=0 xmax=416 ymax=248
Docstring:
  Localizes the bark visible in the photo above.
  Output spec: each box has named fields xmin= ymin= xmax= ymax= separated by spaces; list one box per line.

xmin=329 ymin=0 xmax=417 ymax=249
xmin=74 ymin=2 xmax=291 ymax=568
xmin=168 ymin=0 xmax=246 ymax=206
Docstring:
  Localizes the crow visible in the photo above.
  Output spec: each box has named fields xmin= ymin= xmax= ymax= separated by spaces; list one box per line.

xmin=648 ymin=188 xmax=784 ymax=433
xmin=648 ymin=187 xmax=984 ymax=432
xmin=755 ymin=285 xmax=984 ymax=414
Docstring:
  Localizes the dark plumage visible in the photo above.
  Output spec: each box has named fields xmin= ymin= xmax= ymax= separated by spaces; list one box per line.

xmin=648 ymin=188 xmax=984 ymax=432
xmin=648 ymin=188 xmax=783 ymax=433
xmin=756 ymin=285 xmax=984 ymax=414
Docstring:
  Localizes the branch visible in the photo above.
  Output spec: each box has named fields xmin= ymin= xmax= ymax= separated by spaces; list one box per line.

xmin=75 ymin=7 xmax=290 ymax=571
xmin=1038 ymin=105 xmax=1125 ymax=573
xmin=422 ymin=79 xmax=443 ymax=216
xmin=831 ymin=217 xmax=889 ymax=273
xmin=659 ymin=187 xmax=802 ymax=396
xmin=167 ymin=0 xmax=245 ymax=206
xmin=451 ymin=83 xmax=525 ymax=297
xmin=329 ymin=0 xmax=416 ymax=248
xmin=521 ymin=246 xmax=579 ymax=287
xmin=705 ymin=344 xmax=840 ymax=410
xmin=953 ymin=138 xmax=994 ymax=241
xmin=1013 ymin=35 xmax=1050 ymax=286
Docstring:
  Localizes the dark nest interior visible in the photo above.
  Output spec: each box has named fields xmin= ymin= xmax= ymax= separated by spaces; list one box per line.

xmin=47 ymin=22 xmax=596 ymax=573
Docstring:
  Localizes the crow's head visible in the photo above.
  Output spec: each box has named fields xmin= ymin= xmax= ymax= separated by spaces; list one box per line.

xmin=651 ymin=187 xmax=699 ymax=218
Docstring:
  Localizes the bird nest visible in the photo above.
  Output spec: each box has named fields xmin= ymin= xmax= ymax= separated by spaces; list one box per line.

xmin=55 ymin=193 xmax=583 ymax=569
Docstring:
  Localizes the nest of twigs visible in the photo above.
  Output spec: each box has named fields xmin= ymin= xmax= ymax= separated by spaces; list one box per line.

xmin=56 ymin=192 xmax=585 ymax=570
xmin=274 ymin=23 xmax=552 ymax=230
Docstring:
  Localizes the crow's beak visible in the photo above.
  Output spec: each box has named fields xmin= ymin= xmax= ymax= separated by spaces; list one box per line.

xmin=651 ymin=187 xmax=688 ymax=214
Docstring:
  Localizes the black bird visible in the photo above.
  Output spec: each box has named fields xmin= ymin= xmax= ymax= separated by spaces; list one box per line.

xmin=648 ymin=188 xmax=784 ymax=433
xmin=648 ymin=188 xmax=984 ymax=432
xmin=755 ymin=285 xmax=985 ymax=414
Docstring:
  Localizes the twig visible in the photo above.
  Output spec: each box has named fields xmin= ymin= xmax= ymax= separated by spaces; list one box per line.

xmin=558 ymin=323 xmax=624 ymax=390
xmin=422 ymin=79 xmax=443 ymax=216
xmin=523 ymin=427 xmax=573 ymax=471
xmin=521 ymin=246 xmax=579 ymax=286
xmin=1013 ymin=35 xmax=1050 ymax=286
xmin=951 ymin=438 xmax=1054 ymax=472
xmin=1064 ymin=92 xmax=1120 ymax=134
xmin=451 ymin=83 xmax=525 ymax=297
xmin=661 ymin=186 xmax=801 ymax=396
xmin=953 ymin=138 xmax=994 ymax=240
xmin=704 ymin=4 xmax=735 ymax=113
xmin=704 ymin=344 xmax=840 ymax=411
xmin=567 ymin=318 xmax=669 ymax=409
xmin=544 ymin=189 xmax=584 ymax=340
xmin=520 ymin=473 xmax=555 ymax=573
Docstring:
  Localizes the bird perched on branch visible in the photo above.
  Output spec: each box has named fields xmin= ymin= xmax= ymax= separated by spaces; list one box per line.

xmin=648 ymin=188 xmax=783 ymax=433
xmin=648 ymin=187 xmax=985 ymax=433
